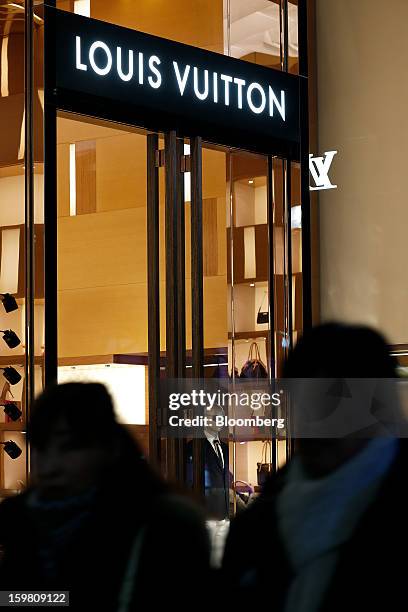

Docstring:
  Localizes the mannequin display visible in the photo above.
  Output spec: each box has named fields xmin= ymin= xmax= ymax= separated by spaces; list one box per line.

xmin=186 ymin=406 xmax=232 ymax=520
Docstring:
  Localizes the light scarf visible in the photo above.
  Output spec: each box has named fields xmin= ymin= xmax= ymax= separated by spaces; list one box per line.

xmin=277 ymin=438 xmax=398 ymax=612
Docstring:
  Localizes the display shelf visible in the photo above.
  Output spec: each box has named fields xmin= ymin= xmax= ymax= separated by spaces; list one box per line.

xmin=0 ymin=488 xmax=25 ymax=499
xmin=228 ymin=331 xmax=269 ymax=340
xmin=0 ymin=355 xmax=44 ymax=366
xmin=232 ymin=277 xmax=268 ymax=285
xmin=0 ymin=423 xmax=25 ymax=432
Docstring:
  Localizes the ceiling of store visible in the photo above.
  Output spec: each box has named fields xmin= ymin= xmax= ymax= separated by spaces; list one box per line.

xmin=230 ymin=0 xmax=298 ymax=59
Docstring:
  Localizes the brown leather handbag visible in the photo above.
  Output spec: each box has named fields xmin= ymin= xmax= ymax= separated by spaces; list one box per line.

xmin=240 ymin=342 xmax=268 ymax=378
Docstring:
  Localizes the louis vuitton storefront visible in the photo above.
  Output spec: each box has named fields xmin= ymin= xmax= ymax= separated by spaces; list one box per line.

xmin=0 ymin=0 xmax=314 ymax=508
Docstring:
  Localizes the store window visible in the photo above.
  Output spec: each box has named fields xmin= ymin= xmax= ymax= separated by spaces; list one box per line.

xmin=56 ymin=114 xmax=151 ymax=452
xmin=0 ymin=2 xmax=45 ymax=495
xmin=52 ymin=0 xmax=298 ymax=71
xmin=6 ymin=0 xmax=307 ymax=507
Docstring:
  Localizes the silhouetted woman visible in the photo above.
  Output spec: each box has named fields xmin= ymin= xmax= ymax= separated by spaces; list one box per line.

xmin=223 ymin=323 xmax=407 ymax=612
xmin=0 ymin=382 xmax=209 ymax=610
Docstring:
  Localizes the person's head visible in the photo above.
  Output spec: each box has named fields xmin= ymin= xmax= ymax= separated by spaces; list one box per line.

xmin=204 ymin=405 xmax=224 ymax=437
xmin=28 ymin=382 xmax=143 ymax=499
xmin=283 ymin=323 xmax=396 ymax=379
xmin=283 ymin=323 xmax=398 ymax=477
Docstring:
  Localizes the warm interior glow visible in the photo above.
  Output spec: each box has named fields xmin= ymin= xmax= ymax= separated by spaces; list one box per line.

xmin=18 ymin=109 xmax=25 ymax=161
xmin=184 ymin=143 xmax=191 ymax=202
xmin=69 ymin=143 xmax=76 ymax=216
xmin=0 ymin=19 xmax=10 ymax=98
xmin=229 ymin=0 xmax=298 ymax=59
xmin=291 ymin=204 xmax=302 ymax=229
xmin=58 ymin=363 xmax=146 ymax=425
xmin=74 ymin=0 xmax=91 ymax=17
xmin=7 ymin=3 xmax=43 ymax=23
xmin=243 ymin=226 xmax=256 ymax=279
xmin=0 ymin=228 xmax=20 ymax=295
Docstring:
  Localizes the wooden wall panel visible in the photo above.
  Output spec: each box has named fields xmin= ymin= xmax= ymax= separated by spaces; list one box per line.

xmin=96 ymin=133 xmax=147 ymax=211
xmin=91 ymin=0 xmax=224 ymax=53
xmin=58 ymin=206 xmax=229 ymax=356
xmin=57 ymin=143 xmax=70 ymax=217
xmin=58 ymin=208 xmax=147 ymax=290
xmin=58 ymin=274 xmax=229 ymax=358
xmin=75 ymin=140 xmax=96 ymax=215
xmin=255 ymin=224 xmax=268 ymax=281
xmin=203 ymin=198 xmax=218 ymax=277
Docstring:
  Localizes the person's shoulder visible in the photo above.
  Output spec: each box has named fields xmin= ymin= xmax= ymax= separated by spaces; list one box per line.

xmin=0 ymin=493 xmax=29 ymax=539
xmin=151 ymin=492 xmax=206 ymax=525
xmin=0 ymin=492 xmax=28 ymax=515
xmin=144 ymin=493 xmax=210 ymax=566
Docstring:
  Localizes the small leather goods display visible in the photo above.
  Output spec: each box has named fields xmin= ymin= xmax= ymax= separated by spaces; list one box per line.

xmin=240 ymin=342 xmax=268 ymax=378
xmin=0 ymin=382 xmax=22 ymax=422
xmin=257 ymin=291 xmax=269 ymax=325
xmin=257 ymin=440 xmax=273 ymax=486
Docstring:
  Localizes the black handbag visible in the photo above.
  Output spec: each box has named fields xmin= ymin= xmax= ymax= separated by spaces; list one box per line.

xmin=256 ymin=291 xmax=269 ymax=325
xmin=257 ymin=440 xmax=273 ymax=486
xmin=240 ymin=342 xmax=268 ymax=378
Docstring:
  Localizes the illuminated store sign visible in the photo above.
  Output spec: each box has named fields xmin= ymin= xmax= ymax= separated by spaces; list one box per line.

xmin=309 ymin=150 xmax=338 ymax=191
xmin=75 ymin=37 xmax=287 ymax=121
xmin=50 ymin=9 xmax=301 ymax=152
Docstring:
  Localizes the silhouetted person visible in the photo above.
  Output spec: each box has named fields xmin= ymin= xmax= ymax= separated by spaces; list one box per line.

xmin=223 ymin=323 xmax=407 ymax=611
xmin=0 ymin=383 xmax=209 ymax=610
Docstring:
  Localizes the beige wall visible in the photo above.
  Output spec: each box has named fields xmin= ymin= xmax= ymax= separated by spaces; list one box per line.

xmin=316 ymin=0 xmax=408 ymax=343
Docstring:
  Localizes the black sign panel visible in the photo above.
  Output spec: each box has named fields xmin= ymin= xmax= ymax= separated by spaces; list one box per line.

xmin=49 ymin=8 xmax=301 ymax=155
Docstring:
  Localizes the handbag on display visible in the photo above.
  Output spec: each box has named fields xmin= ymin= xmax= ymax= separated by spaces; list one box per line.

xmin=240 ymin=342 xmax=268 ymax=378
xmin=256 ymin=291 xmax=269 ymax=325
xmin=234 ymin=480 xmax=255 ymax=505
xmin=257 ymin=440 xmax=273 ymax=486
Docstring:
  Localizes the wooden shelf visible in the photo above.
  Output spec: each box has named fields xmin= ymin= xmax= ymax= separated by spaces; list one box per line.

xmin=228 ymin=331 xmax=269 ymax=340
xmin=0 ymin=355 xmax=43 ymax=366
xmin=233 ymin=278 xmax=268 ymax=285
xmin=0 ymin=423 xmax=26 ymax=432
xmin=0 ymin=488 xmax=25 ymax=498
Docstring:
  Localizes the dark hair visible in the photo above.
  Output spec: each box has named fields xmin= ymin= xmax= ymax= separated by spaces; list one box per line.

xmin=28 ymin=382 xmax=122 ymax=449
xmin=284 ymin=323 xmax=397 ymax=378
xmin=28 ymin=382 xmax=166 ymax=497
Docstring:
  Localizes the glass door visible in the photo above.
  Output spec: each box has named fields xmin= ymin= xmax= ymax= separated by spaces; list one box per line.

xmin=54 ymin=111 xmax=302 ymax=517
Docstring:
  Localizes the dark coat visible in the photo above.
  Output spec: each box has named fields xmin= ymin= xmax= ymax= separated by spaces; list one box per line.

xmin=187 ymin=439 xmax=230 ymax=519
xmin=222 ymin=441 xmax=408 ymax=611
xmin=0 ymin=481 xmax=210 ymax=610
